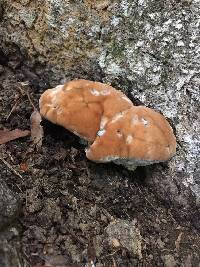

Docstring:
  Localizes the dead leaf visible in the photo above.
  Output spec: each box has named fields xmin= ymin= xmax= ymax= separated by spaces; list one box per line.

xmin=0 ymin=128 xmax=30 ymax=145
xmin=30 ymin=109 xmax=44 ymax=148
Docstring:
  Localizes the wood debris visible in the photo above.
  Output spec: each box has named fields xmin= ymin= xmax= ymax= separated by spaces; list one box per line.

xmin=30 ymin=109 xmax=44 ymax=148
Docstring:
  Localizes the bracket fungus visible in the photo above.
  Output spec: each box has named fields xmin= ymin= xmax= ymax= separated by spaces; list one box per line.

xmin=86 ymin=106 xmax=176 ymax=171
xmin=39 ymin=79 xmax=176 ymax=171
xmin=39 ymin=79 xmax=132 ymax=142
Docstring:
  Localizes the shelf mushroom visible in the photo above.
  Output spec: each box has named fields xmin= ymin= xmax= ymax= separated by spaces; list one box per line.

xmin=39 ymin=79 xmax=133 ymax=142
xmin=39 ymin=79 xmax=176 ymax=170
xmin=86 ymin=106 xmax=176 ymax=170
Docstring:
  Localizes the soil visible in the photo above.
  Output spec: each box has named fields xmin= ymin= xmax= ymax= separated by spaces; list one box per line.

xmin=0 ymin=46 xmax=199 ymax=267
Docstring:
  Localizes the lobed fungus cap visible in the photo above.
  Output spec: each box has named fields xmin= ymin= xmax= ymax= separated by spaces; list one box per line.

xmin=39 ymin=79 xmax=176 ymax=171
xmin=39 ymin=79 xmax=133 ymax=142
xmin=86 ymin=106 xmax=176 ymax=170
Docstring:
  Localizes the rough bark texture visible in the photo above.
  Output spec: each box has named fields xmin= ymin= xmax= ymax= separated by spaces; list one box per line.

xmin=0 ymin=0 xmax=199 ymax=266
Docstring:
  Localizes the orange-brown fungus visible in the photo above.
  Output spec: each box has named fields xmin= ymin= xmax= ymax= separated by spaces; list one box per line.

xmin=39 ymin=79 xmax=176 ymax=170
xmin=86 ymin=106 xmax=176 ymax=170
xmin=39 ymin=79 xmax=133 ymax=142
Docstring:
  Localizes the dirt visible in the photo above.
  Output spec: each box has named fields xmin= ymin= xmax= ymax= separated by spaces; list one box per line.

xmin=0 ymin=46 xmax=199 ymax=267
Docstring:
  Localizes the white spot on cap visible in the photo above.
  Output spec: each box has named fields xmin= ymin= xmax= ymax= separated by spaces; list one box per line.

xmin=121 ymin=96 xmax=132 ymax=104
xmin=101 ymin=89 xmax=110 ymax=95
xmin=97 ymin=129 xmax=106 ymax=136
xmin=132 ymin=114 xmax=140 ymax=125
xmin=57 ymin=106 xmax=63 ymax=115
xmin=90 ymin=89 xmax=100 ymax=96
xmin=166 ymin=145 xmax=171 ymax=154
xmin=55 ymin=85 xmax=64 ymax=91
xmin=65 ymin=86 xmax=73 ymax=91
xmin=141 ymin=117 xmax=148 ymax=126
xmin=100 ymin=116 xmax=108 ymax=129
xmin=111 ymin=112 xmax=124 ymax=123
xmin=51 ymin=88 xmax=59 ymax=96
xmin=126 ymin=135 xmax=133 ymax=144
xmin=116 ymin=131 xmax=122 ymax=138
xmin=51 ymin=89 xmax=59 ymax=105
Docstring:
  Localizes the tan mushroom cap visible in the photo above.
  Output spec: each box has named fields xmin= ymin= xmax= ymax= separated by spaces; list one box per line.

xmin=86 ymin=106 xmax=176 ymax=169
xmin=39 ymin=79 xmax=133 ymax=141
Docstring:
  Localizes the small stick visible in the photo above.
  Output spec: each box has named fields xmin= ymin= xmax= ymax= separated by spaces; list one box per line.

xmin=0 ymin=156 xmax=23 ymax=179
xmin=17 ymin=83 xmax=36 ymax=110
xmin=26 ymin=90 xmax=36 ymax=110
xmin=6 ymin=100 xmax=20 ymax=120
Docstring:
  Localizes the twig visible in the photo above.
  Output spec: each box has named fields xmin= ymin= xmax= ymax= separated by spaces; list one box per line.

xmin=26 ymin=90 xmax=36 ymax=110
xmin=17 ymin=82 xmax=36 ymax=110
xmin=72 ymin=196 xmax=81 ymax=218
xmin=0 ymin=156 xmax=23 ymax=180
xmin=25 ymin=190 xmax=28 ymax=209
xmin=6 ymin=100 xmax=20 ymax=120
xmin=175 ymin=232 xmax=183 ymax=252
